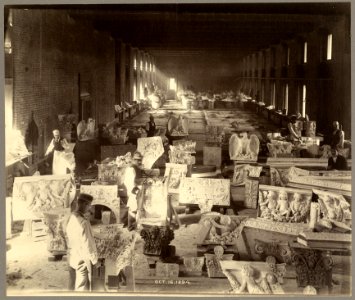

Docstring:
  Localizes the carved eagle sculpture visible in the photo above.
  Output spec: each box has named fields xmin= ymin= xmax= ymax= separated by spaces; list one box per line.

xmin=229 ymin=133 xmax=260 ymax=160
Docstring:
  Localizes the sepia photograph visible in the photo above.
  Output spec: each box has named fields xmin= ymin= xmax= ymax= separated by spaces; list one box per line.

xmin=3 ymin=0 xmax=352 ymax=297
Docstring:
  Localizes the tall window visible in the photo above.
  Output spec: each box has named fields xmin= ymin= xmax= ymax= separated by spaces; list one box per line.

xmin=271 ymin=82 xmax=276 ymax=107
xmin=169 ymin=78 xmax=177 ymax=91
xmin=303 ymin=42 xmax=308 ymax=63
xmin=327 ymin=34 xmax=332 ymax=60
xmin=145 ymin=61 xmax=148 ymax=72
xmin=287 ymin=47 xmax=290 ymax=66
xmin=133 ymin=83 xmax=137 ymax=101
xmin=140 ymin=60 xmax=143 ymax=71
xmin=153 ymin=65 xmax=156 ymax=72
xmin=139 ymin=83 xmax=144 ymax=99
xmin=284 ymin=84 xmax=289 ymax=112
xmin=149 ymin=63 xmax=152 ymax=72
xmin=302 ymin=84 xmax=306 ymax=117
xmin=133 ymin=58 xmax=137 ymax=70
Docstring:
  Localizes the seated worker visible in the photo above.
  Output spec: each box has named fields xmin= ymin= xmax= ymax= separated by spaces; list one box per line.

xmin=327 ymin=147 xmax=348 ymax=170
xmin=287 ymin=115 xmax=302 ymax=143
xmin=330 ymin=121 xmax=345 ymax=149
xmin=166 ymin=112 xmax=178 ymax=144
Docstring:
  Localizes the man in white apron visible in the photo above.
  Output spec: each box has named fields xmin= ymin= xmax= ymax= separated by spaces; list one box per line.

xmin=45 ymin=129 xmax=73 ymax=175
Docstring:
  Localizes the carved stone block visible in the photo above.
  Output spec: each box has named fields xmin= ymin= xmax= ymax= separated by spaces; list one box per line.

xmin=137 ymin=136 xmax=165 ymax=169
xmin=183 ymin=257 xmax=205 ymax=276
xmin=179 ymin=178 xmax=230 ymax=211
xmin=140 ymin=226 xmax=174 ymax=257
xmin=156 ymin=262 xmax=180 ymax=278
xmin=203 ymin=146 xmax=222 ymax=167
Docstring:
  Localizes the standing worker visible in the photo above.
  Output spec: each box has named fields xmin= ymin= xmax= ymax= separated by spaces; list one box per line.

xmin=123 ymin=152 xmax=144 ymax=230
xmin=65 ymin=193 xmax=100 ymax=291
xmin=45 ymin=129 xmax=71 ymax=175
xmin=145 ymin=114 xmax=156 ymax=137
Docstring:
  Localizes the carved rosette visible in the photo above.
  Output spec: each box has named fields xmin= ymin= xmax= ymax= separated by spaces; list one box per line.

xmin=140 ymin=226 xmax=174 ymax=257
xmin=291 ymin=249 xmax=333 ymax=288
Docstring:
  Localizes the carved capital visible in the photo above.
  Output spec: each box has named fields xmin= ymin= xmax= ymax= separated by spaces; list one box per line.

xmin=254 ymin=239 xmax=292 ymax=264
xmin=291 ymin=248 xmax=334 ymax=288
xmin=140 ymin=226 xmax=174 ymax=256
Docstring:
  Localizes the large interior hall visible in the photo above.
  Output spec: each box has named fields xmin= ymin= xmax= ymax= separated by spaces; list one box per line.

xmin=4 ymin=2 xmax=352 ymax=297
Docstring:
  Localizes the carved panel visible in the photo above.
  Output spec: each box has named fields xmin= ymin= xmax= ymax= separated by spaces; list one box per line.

xmin=220 ymin=260 xmax=286 ymax=294
xmin=199 ymin=213 xmax=247 ymax=245
xmin=244 ymin=179 xmax=259 ymax=209
xmin=267 ymin=141 xmax=294 ymax=158
xmin=258 ymin=185 xmax=312 ymax=223
xmin=172 ymin=140 xmax=196 ymax=153
xmin=97 ymin=163 xmax=125 ymax=184
xmin=94 ymin=225 xmax=137 ymax=274
xmin=183 ymin=257 xmax=205 ymax=275
xmin=140 ymin=226 xmax=174 ymax=256
xmin=12 ymin=174 xmax=73 ymax=218
xmin=156 ymin=262 xmax=180 ymax=278
xmin=288 ymin=175 xmax=351 ymax=195
xmin=137 ymin=136 xmax=165 ymax=169
xmin=205 ymin=246 xmax=234 ymax=278
xmin=244 ymin=218 xmax=309 ymax=237
xmin=169 ymin=146 xmax=196 ymax=165
xmin=313 ymin=189 xmax=351 ymax=230
xmin=43 ymin=208 xmax=70 ymax=253
xmin=164 ymin=163 xmax=188 ymax=193
xmin=140 ymin=179 xmax=168 ymax=223
xmin=233 ymin=165 xmax=262 ymax=186
xmin=179 ymin=178 xmax=230 ymax=211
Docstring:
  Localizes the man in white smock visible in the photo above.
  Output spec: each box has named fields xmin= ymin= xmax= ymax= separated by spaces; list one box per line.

xmin=65 ymin=193 xmax=99 ymax=291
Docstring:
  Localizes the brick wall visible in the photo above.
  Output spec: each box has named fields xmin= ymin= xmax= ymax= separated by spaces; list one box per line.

xmin=12 ymin=9 xmax=115 ymax=157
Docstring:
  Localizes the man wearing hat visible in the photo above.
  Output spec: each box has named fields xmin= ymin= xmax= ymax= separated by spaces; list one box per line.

xmin=65 ymin=193 xmax=99 ymax=291
xmin=123 ymin=151 xmax=144 ymax=229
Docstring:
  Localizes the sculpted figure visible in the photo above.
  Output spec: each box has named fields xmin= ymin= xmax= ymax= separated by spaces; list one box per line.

xmin=275 ymin=191 xmax=290 ymax=220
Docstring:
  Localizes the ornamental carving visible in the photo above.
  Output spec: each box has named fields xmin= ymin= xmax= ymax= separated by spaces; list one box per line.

xmin=254 ymin=240 xmax=292 ymax=264
xmin=183 ymin=257 xmax=205 ymax=275
xmin=291 ymin=248 xmax=333 ymax=288
xmin=140 ymin=226 xmax=174 ymax=257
